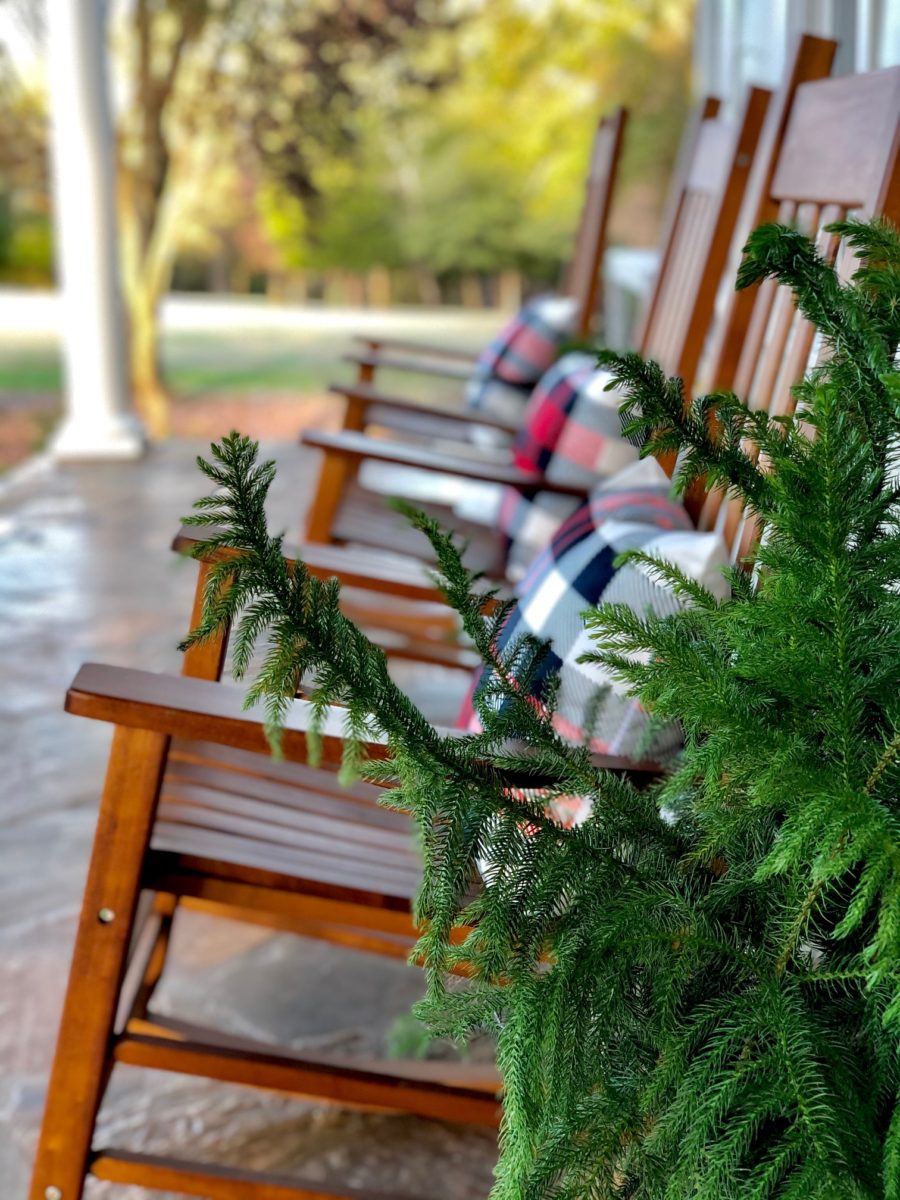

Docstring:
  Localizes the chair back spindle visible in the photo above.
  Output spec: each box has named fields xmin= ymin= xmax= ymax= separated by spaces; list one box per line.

xmin=565 ymin=107 xmax=628 ymax=337
xmin=694 ymin=65 xmax=900 ymax=563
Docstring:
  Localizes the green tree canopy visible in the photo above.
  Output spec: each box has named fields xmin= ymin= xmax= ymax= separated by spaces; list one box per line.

xmin=256 ymin=0 xmax=695 ymax=280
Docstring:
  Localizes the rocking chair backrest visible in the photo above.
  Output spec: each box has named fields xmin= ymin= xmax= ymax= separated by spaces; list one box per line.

xmin=634 ymin=32 xmax=837 ymax=489
xmin=565 ymin=107 xmax=628 ymax=338
xmin=696 ymin=63 xmax=900 ymax=560
xmin=637 ymin=89 xmax=769 ymax=387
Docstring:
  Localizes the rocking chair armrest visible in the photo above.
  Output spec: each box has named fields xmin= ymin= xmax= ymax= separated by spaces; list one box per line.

xmin=66 ymin=663 xmax=666 ymax=785
xmin=66 ymin=663 xmax=392 ymax=772
xmin=301 ymin=429 xmax=590 ymax=497
xmin=172 ymin=525 xmax=498 ymax=605
xmin=344 ymin=351 xmax=473 ymax=381
xmin=329 ymin=382 xmax=520 ymax=434
xmin=355 ymin=335 xmax=478 ymax=363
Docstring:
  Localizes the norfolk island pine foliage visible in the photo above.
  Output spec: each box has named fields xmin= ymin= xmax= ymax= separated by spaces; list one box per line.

xmin=180 ymin=219 xmax=900 ymax=1199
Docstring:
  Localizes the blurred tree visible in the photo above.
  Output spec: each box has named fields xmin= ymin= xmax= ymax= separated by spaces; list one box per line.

xmin=253 ymin=0 xmax=694 ymax=297
xmin=113 ymin=0 xmax=240 ymax=434
xmin=244 ymin=0 xmax=447 ymax=204
xmin=247 ymin=0 xmax=450 ymax=296
xmin=257 ymin=181 xmax=309 ymax=274
xmin=400 ymin=0 xmax=695 ymax=288
xmin=0 ymin=0 xmax=694 ymax=429
xmin=112 ymin=0 xmax=446 ymax=434
xmin=0 ymin=4 xmax=51 ymax=282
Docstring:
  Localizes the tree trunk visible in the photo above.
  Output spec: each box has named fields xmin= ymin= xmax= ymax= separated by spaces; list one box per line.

xmin=127 ymin=279 xmax=169 ymax=438
xmin=324 ymin=268 xmax=344 ymax=304
xmin=498 ymin=269 xmax=522 ymax=311
xmin=366 ymin=265 xmax=391 ymax=308
xmin=287 ymin=270 xmax=309 ymax=303
xmin=461 ymin=273 xmax=484 ymax=309
xmin=412 ymin=264 xmax=441 ymax=306
xmin=118 ymin=165 xmax=179 ymax=439
xmin=345 ymin=272 xmax=365 ymax=307
xmin=207 ymin=249 xmax=231 ymax=294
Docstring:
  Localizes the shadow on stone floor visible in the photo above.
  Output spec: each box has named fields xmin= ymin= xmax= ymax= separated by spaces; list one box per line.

xmin=0 ymin=440 xmax=495 ymax=1199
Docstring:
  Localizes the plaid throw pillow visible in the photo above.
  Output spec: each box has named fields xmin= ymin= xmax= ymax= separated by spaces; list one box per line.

xmin=464 ymin=371 xmax=534 ymax=426
xmin=465 ymin=294 xmax=578 ymax=421
xmin=511 ymin=353 xmax=633 ymax=475
xmin=498 ymin=354 xmax=641 ymax=575
xmin=458 ymin=459 xmax=731 ymax=765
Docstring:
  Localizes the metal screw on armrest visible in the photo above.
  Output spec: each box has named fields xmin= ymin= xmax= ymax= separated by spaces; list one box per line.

xmin=45 ymin=1187 xmax=63 ymax=1200
xmin=97 ymin=907 xmax=115 ymax=924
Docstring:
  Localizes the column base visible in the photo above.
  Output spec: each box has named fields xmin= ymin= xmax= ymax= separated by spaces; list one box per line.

xmin=50 ymin=413 xmax=146 ymax=462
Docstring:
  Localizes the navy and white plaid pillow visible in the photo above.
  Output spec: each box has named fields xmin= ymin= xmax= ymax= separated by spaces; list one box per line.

xmin=497 ymin=354 xmax=641 ymax=575
xmin=464 ymin=371 xmax=534 ymax=426
xmin=465 ymin=294 xmax=578 ymax=421
xmin=458 ymin=459 xmax=731 ymax=765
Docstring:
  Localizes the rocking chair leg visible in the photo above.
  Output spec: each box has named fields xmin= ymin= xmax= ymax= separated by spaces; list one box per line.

xmin=304 ymin=392 xmax=367 ymax=544
xmin=30 ymin=727 xmax=169 ymax=1200
xmin=121 ymin=891 xmax=178 ymax=1029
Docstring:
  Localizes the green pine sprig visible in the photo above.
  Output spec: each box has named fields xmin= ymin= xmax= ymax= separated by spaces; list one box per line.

xmin=180 ymin=218 xmax=900 ymax=1198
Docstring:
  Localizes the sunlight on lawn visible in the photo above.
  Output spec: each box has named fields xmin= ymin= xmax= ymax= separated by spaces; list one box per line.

xmin=0 ymin=326 xmax=474 ymax=470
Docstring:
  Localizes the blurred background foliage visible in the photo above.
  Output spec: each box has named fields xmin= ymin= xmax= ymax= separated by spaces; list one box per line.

xmin=0 ymin=0 xmax=694 ymax=299
xmin=0 ymin=0 xmax=694 ymax=434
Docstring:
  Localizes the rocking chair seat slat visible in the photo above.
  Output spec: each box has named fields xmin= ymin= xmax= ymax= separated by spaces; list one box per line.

xmin=343 ymin=351 xmax=474 ymax=381
xmin=153 ymin=750 xmax=421 ymax=898
xmin=329 ymin=380 xmax=520 ymax=433
xmin=149 ymin=824 xmax=420 ymax=902
xmin=173 ymin=526 xmax=453 ymax=604
xmin=156 ymin=784 xmax=416 ymax=867
xmin=304 ymin=430 xmax=586 ymax=494
xmin=167 ymin=743 xmax=406 ymax=827
xmin=355 ymin=334 xmax=479 ymax=361
xmin=332 ymin=480 xmax=505 ymax=574
xmin=90 ymin=1147 xmax=415 ymax=1200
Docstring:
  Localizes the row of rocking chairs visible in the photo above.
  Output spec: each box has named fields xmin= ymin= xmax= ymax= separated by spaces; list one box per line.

xmin=30 ymin=31 xmax=900 ymax=1200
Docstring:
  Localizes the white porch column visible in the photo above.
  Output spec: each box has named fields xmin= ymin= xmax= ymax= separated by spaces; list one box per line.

xmin=46 ymin=0 xmax=144 ymax=460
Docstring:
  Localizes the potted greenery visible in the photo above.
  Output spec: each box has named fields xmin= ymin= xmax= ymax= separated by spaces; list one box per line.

xmin=182 ymin=219 xmax=900 ymax=1198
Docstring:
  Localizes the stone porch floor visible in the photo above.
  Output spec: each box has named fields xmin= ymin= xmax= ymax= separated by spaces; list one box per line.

xmin=0 ymin=438 xmax=495 ymax=1199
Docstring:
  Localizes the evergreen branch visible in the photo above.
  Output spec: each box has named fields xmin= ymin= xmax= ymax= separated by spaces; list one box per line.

xmin=178 ymin=217 xmax=900 ymax=1199
xmin=866 ymin=726 xmax=900 ymax=795
xmin=598 ymin=351 xmax=776 ymax=514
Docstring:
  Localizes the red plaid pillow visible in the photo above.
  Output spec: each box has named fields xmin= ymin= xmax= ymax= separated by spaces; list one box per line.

xmin=465 ymin=295 xmax=578 ymax=420
xmin=510 ymin=352 xmax=638 ymax=479
xmin=497 ymin=353 xmax=641 ymax=576
xmin=511 ymin=352 xmax=595 ymax=472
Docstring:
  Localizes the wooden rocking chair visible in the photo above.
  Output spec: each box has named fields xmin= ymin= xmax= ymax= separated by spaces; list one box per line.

xmin=287 ymin=46 xmax=900 ymax=676
xmin=171 ymin=80 xmax=776 ymax=671
xmin=289 ymin=33 xmax=837 ymax=577
xmin=331 ymin=104 xmax=628 ymax=437
xmin=297 ymin=76 xmax=782 ymax=560
xmin=34 ymin=45 xmax=900 ymax=1200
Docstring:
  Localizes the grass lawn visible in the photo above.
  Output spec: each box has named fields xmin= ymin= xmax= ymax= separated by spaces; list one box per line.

xmin=0 ymin=334 xmax=346 ymax=397
xmin=0 ymin=328 xmax=475 ymax=470
xmin=0 ymin=329 xmax=471 ymax=398
xmin=0 ymin=346 xmax=63 ymax=393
